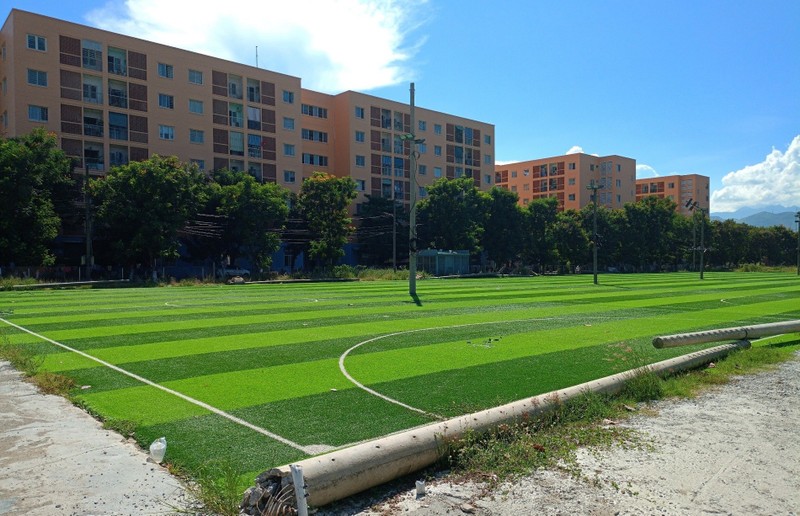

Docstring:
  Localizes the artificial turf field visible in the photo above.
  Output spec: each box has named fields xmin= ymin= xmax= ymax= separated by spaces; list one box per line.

xmin=1 ymin=272 xmax=799 ymax=482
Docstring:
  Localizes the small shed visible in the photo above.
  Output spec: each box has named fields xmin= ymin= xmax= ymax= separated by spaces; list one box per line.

xmin=418 ymin=249 xmax=470 ymax=276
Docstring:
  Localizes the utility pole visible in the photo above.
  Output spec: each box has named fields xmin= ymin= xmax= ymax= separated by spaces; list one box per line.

xmin=84 ymin=167 xmax=93 ymax=280
xmin=686 ymin=199 xmax=706 ymax=280
xmin=406 ymin=83 xmax=422 ymax=297
xmin=392 ymin=189 xmax=397 ymax=272
xmin=586 ymin=179 xmax=602 ymax=285
xmin=795 ymin=211 xmax=800 ymax=276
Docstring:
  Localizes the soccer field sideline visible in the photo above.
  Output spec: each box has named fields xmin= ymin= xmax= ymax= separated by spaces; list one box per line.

xmin=1 ymin=272 xmax=798 ymax=481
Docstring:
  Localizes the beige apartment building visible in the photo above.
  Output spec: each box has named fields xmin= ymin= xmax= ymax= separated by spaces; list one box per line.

xmin=0 ymin=9 xmax=495 ymax=213
xmin=635 ymin=174 xmax=710 ymax=216
xmin=495 ymin=153 xmax=637 ymax=211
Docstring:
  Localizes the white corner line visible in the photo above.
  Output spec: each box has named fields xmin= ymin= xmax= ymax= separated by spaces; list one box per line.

xmin=0 ymin=317 xmax=314 ymax=454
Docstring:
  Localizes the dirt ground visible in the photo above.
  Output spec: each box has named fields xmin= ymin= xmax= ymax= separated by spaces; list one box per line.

xmin=1 ymin=352 xmax=798 ymax=516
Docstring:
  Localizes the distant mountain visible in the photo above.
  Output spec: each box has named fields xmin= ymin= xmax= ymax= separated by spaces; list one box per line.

xmin=711 ymin=210 xmax=798 ymax=229
xmin=711 ymin=205 xmax=799 ymax=221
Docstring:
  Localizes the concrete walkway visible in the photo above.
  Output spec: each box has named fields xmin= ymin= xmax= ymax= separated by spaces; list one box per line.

xmin=0 ymin=361 xmax=192 ymax=515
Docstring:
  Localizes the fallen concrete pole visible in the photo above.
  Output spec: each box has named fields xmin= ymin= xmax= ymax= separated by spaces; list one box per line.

xmin=244 ymin=340 xmax=750 ymax=511
xmin=653 ymin=320 xmax=800 ymax=349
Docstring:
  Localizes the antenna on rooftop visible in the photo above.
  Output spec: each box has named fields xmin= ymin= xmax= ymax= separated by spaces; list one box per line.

xmin=255 ymin=46 xmax=259 ymax=68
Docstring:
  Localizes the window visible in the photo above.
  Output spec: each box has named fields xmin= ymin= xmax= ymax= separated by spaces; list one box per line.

xmin=434 ymin=166 xmax=442 ymax=178
xmin=302 ymin=129 xmax=328 ymax=142
xmin=284 ymin=170 xmax=296 ymax=183
xmin=28 ymin=105 xmax=48 ymax=122
xmin=418 ymin=120 xmax=427 ymax=131
xmin=394 ymin=157 xmax=404 ymax=177
xmin=2 ymin=77 xmax=6 ymax=95
xmin=191 ymin=159 xmax=205 ymax=170
xmin=188 ymin=69 xmax=203 ymax=84
xmin=568 ymin=193 xmax=576 ymax=201
xmin=248 ymin=134 xmax=262 ymax=158
xmin=434 ymin=145 xmax=442 ymax=156
xmin=190 ymin=129 xmax=204 ymax=143
xmin=158 ymin=93 xmax=174 ymax=109
xmin=107 ymin=47 xmax=127 ymax=75
xmin=27 ymin=69 xmax=48 ymax=86
xmin=82 ymin=40 xmax=102 ymax=71
xmin=228 ymin=103 xmax=243 ymax=127
xmin=355 ymin=130 xmax=365 ymax=142
xmin=282 ymin=90 xmax=294 ymax=103
xmin=189 ymin=99 xmax=204 ymax=114
xmin=355 ymin=106 xmax=365 ymax=119
xmin=419 ymin=164 xmax=427 ymax=175
xmin=1 ymin=111 xmax=6 ymax=128
xmin=247 ymin=106 xmax=260 ymax=130
xmin=228 ymin=74 xmax=242 ymax=99
xmin=284 ymin=143 xmax=296 ymax=156
xmin=247 ymin=78 xmax=260 ymax=102
xmin=108 ymin=80 xmax=127 ymax=108
xmin=381 ymin=155 xmax=391 ymax=175
xmin=283 ymin=117 xmax=295 ymax=130
xmin=617 ymin=164 xmax=622 ymax=172
xmin=394 ymin=135 xmax=403 ymax=154
xmin=668 ymin=182 xmax=675 ymax=189
xmin=27 ymin=34 xmax=47 ymax=51
xmin=568 ymin=162 xmax=576 ymax=170
xmin=616 ymin=179 xmax=622 ymax=187
xmin=418 ymin=143 xmax=427 ymax=154
xmin=511 ymin=171 xmax=517 ymax=178
xmin=484 ymin=154 xmax=492 ymax=165
xmin=83 ymin=109 xmax=103 ymax=137
xmin=82 ymin=75 xmax=102 ymax=103
xmin=419 ymin=186 xmax=427 ymax=198
xmin=110 ymin=145 xmax=128 ymax=166
xmin=301 ymin=104 xmax=328 ymax=118
xmin=302 ymin=153 xmax=328 ymax=166
xmin=485 ymin=174 xmax=492 ymax=184
xmin=356 ymin=179 xmax=366 ymax=191
xmin=158 ymin=63 xmax=174 ymax=79
xmin=484 ymin=134 xmax=491 ymax=145
xmin=108 ymin=112 xmax=128 ymax=140
xmin=159 ymin=124 xmax=175 ymax=140
xmin=229 ymin=131 xmax=244 ymax=156
xmin=355 ymin=155 xmax=366 ymax=167
xmin=568 ymin=178 xmax=576 ymax=186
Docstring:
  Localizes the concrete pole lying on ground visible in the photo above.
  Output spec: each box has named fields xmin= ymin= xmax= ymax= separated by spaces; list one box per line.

xmin=653 ymin=320 xmax=800 ymax=349
xmin=247 ymin=340 xmax=751 ymax=511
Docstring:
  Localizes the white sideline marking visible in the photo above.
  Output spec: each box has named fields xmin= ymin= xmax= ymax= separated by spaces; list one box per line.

xmin=338 ymin=317 xmax=559 ymax=420
xmin=0 ymin=318 xmax=319 ymax=454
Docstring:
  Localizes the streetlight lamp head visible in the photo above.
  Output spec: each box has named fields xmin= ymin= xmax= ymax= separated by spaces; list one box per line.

xmin=685 ymin=198 xmax=694 ymax=208
xmin=399 ymin=133 xmax=414 ymax=141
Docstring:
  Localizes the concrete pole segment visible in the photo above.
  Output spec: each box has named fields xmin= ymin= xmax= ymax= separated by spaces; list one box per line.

xmin=260 ymin=341 xmax=750 ymax=508
xmin=653 ymin=320 xmax=800 ymax=349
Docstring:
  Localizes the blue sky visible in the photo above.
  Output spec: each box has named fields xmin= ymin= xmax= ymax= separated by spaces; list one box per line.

xmin=6 ymin=0 xmax=799 ymax=214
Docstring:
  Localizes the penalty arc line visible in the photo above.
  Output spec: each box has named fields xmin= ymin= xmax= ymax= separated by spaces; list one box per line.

xmin=338 ymin=317 xmax=561 ymax=420
xmin=0 ymin=317 xmax=316 ymax=455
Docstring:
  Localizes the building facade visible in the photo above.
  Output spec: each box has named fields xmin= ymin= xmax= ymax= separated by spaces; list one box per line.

xmin=635 ymin=174 xmax=710 ymax=216
xmin=494 ymin=153 xmax=636 ymax=211
xmin=0 ymin=9 xmax=495 ymax=211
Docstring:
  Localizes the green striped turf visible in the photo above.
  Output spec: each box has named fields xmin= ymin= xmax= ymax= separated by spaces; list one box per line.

xmin=1 ymin=272 xmax=798 ymax=481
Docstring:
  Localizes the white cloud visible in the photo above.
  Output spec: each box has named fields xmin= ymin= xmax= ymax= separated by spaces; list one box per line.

xmin=87 ymin=0 xmax=427 ymax=92
xmin=636 ymin=164 xmax=659 ymax=179
xmin=710 ymin=135 xmax=800 ymax=212
xmin=565 ymin=145 xmax=584 ymax=155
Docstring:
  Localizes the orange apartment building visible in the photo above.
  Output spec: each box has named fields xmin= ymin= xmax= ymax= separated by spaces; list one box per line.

xmin=495 ymin=153 xmax=637 ymax=211
xmin=635 ymin=174 xmax=710 ymax=216
xmin=0 ymin=9 xmax=495 ymax=214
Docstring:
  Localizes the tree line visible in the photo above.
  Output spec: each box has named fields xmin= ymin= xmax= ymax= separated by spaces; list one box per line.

xmin=2 ymin=130 xmax=797 ymax=276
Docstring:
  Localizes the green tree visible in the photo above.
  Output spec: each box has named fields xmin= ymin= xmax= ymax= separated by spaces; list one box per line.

xmin=482 ymin=187 xmax=525 ymax=268
xmin=297 ymin=172 xmax=357 ymax=268
xmin=552 ymin=209 xmax=590 ymax=271
xmin=622 ymin=196 xmax=681 ymax=270
xmin=90 ymin=155 xmax=207 ymax=267
xmin=355 ymin=194 xmax=408 ymax=267
xmin=0 ymin=128 xmax=74 ymax=266
xmin=417 ymin=177 xmax=489 ymax=254
xmin=211 ymin=170 xmax=289 ymax=272
xmin=521 ymin=197 xmax=559 ymax=270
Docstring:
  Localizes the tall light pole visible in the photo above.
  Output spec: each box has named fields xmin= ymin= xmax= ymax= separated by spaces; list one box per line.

xmin=392 ymin=188 xmax=397 ymax=272
xmin=586 ymin=179 xmax=602 ymax=285
xmin=404 ymin=83 xmax=424 ymax=298
xmin=686 ymin=199 xmax=707 ymax=280
xmin=795 ymin=211 xmax=800 ymax=276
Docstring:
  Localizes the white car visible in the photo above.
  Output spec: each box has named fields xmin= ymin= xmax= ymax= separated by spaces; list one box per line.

xmin=217 ymin=266 xmax=250 ymax=278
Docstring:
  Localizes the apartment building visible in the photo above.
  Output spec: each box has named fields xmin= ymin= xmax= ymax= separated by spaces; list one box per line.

xmin=0 ymin=9 xmax=495 ymax=210
xmin=635 ymin=174 xmax=710 ymax=216
xmin=495 ymin=153 xmax=636 ymax=211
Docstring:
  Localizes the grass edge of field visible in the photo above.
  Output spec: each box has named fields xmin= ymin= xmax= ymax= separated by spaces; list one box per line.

xmin=2 ymin=334 xmax=798 ymax=516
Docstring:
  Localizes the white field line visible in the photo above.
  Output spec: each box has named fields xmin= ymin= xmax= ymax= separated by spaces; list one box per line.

xmin=338 ymin=317 xmax=560 ymax=420
xmin=0 ymin=317 xmax=315 ymax=455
